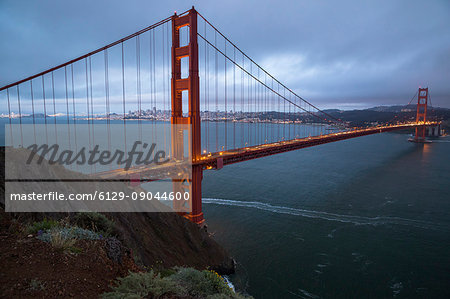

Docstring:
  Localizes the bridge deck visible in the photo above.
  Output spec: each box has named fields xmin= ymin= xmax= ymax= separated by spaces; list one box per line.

xmin=94 ymin=122 xmax=435 ymax=179
xmin=196 ymin=123 xmax=435 ymax=169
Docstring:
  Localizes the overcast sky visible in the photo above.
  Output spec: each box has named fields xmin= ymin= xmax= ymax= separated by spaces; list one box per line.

xmin=1 ymin=0 xmax=449 ymax=109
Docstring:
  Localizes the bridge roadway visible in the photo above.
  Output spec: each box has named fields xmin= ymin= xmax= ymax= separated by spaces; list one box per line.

xmin=94 ymin=122 xmax=436 ymax=180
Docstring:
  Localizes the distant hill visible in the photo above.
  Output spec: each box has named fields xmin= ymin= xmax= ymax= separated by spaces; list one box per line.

xmin=324 ymin=105 xmax=450 ymax=127
xmin=365 ymin=105 xmax=450 ymax=113
xmin=24 ymin=113 xmax=47 ymax=118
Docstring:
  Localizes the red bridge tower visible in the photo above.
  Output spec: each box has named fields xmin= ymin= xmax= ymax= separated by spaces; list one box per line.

xmin=171 ymin=8 xmax=204 ymax=224
xmin=414 ymin=87 xmax=428 ymax=142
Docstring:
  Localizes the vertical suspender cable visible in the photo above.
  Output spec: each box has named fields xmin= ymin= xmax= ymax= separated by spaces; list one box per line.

xmin=136 ymin=35 xmax=143 ymax=148
xmin=89 ymin=57 xmax=95 ymax=172
xmin=206 ymin=24 xmax=210 ymax=153
xmin=248 ymin=62 xmax=250 ymax=145
xmin=30 ymin=80 xmax=37 ymax=144
xmin=42 ymin=76 xmax=48 ymax=144
xmin=104 ymin=50 xmax=111 ymax=169
xmin=167 ymin=22 xmax=170 ymax=157
xmin=277 ymin=84 xmax=280 ymax=141
xmin=204 ymin=21 xmax=207 ymax=153
xmin=250 ymin=63 xmax=253 ymax=145
xmin=51 ymin=72 xmax=57 ymax=144
xmin=152 ymin=30 xmax=157 ymax=146
xmin=85 ymin=58 xmax=92 ymax=173
xmin=283 ymin=88 xmax=286 ymax=140
xmin=17 ymin=86 xmax=23 ymax=146
xmin=257 ymin=68 xmax=260 ymax=144
xmin=149 ymin=29 xmax=154 ymax=144
xmin=71 ymin=64 xmax=78 ymax=170
xmin=64 ymin=66 xmax=72 ymax=153
xmin=215 ymin=30 xmax=218 ymax=152
xmin=120 ymin=42 xmax=127 ymax=154
xmin=224 ymin=40 xmax=227 ymax=150
xmin=264 ymin=73 xmax=267 ymax=143
xmin=288 ymin=92 xmax=291 ymax=140
xmin=6 ymin=89 xmax=13 ymax=145
xmin=241 ymin=53 xmax=244 ymax=148
xmin=162 ymin=25 xmax=167 ymax=154
xmin=233 ymin=46 xmax=236 ymax=149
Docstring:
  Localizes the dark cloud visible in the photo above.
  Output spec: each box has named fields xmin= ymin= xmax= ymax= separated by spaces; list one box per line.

xmin=1 ymin=0 xmax=449 ymax=109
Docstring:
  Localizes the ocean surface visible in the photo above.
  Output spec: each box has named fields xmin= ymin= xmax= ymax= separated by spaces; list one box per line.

xmin=202 ymin=131 xmax=450 ymax=298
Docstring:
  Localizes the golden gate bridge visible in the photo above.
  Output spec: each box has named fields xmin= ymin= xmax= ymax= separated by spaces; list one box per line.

xmin=0 ymin=7 xmax=438 ymax=224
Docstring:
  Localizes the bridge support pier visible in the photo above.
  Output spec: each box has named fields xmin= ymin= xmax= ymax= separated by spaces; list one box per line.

xmin=171 ymin=8 xmax=204 ymax=225
xmin=427 ymin=124 xmax=441 ymax=137
xmin=187 ymin=165 xmax=204 ymax=224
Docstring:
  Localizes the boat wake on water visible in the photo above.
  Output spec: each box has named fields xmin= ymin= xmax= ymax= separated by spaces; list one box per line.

xmin=203 ymin=198 xmax=449 ymax=231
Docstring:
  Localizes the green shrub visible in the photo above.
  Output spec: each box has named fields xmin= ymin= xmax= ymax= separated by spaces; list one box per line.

xmin=102 ymin=268 xmax=252 ymax=299
xmin=68 ymin=246 xmax=83 ymax=254
xmin=73 ymin=212 xmax=116 ymax=236
xmin=27 ymin=219 xmax=60 ymax=234
xmin=49 ymin=229 xmax=77 ymax=251
xmin=27 ymin=279 xmax=45 ymax=291
xmin=158 ymin=268 xmax=177 ymax=278
xmin=37 ymin=227 xmax=101 ymax=243
xmin=101 ymin=271 xmax=184 ymax=299
xmin=170 ymin=267 xmax=234 ymax=297
xmin=203 ymin=270 xmax=235 ymax=296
